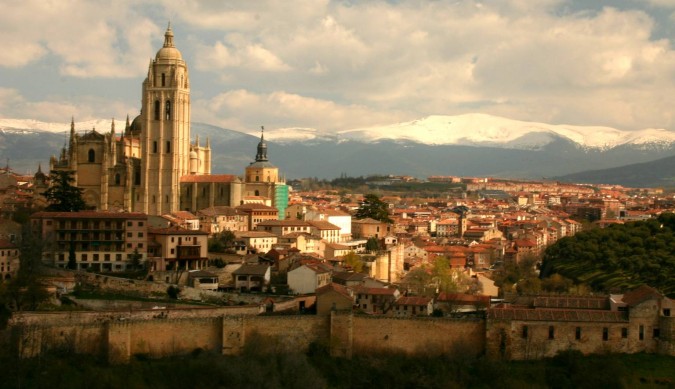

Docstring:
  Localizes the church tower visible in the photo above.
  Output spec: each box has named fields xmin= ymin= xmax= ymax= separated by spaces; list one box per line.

xmin=244 ymin=128 xmax=288 ymax=219
xmin=136 ymin=24 xmax=191 ymax=215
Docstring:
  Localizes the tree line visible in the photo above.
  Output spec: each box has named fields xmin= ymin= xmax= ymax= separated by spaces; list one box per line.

xmin=541 ymin=213 xmax=675 ymax=296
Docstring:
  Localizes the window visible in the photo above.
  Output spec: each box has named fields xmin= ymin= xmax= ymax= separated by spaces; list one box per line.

xmin=664 ymin=309 xmax=671 ymax=317
xmin=602 ymin=328 xmax=608 ymax=341
xmin=88 ymin=149 xmax=95 ymax=162
xmin=639 ymin=325 xmax=644 ymax=340
xmin=81 ymin=254 xmax=88 ymax=261
xmin=93 ymin=254 xmax=99 ymax=262
xmin=575 ymin=327 xmax=581 ymax=340
xmin=154 ymin=100 xmax=160 ymax=120
xmin=115 ymin=174 xmax=121 ymax=185
xmin=548 ymin=326 xmax=555 ymax=340
xmin=127 ymin=221 xmax=133 ymax=227
xmin=621 ymin=328 xmax=628 ymax=338
xmin=135 ymin=171 xmax=141 ymax=185
xmin=521 ymin=326 xmax=528 ymax=339
xmin=139 ymin=222 xmax=144 ymax=227
xmin=166 ymin=141 xmax=171 ymax=153
xmin=153 ymin=141 xmax=158 ymax=153
xmin=165 ymin=100 xmax=171 ymax=120
xmin=127 ymin=232 xmax=132 ymax=238
xmin=138 ymin=243 xmax=144 ymax=249
xmin=127 ymin=243 xmax=132 ymax=248
xmin=138 ymin=232 xmax=144 ymax=238
xmin=116 ymin=254 xmax=122 ymax=262
xmin=104 ymin=254 xmax=110 ymax=261
xmin=161 ymin=73 xmax=165 ymax=87
xmin=653 ymin=328 xmax=660 ymax=339
xmin=170 ymin=248 xmax=175 ymax=254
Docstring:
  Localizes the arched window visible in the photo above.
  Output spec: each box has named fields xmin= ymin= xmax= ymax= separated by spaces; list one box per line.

xmin=114 ymin=174 xmax=121 ymax=185
xmin=166 ymin=141 xmax=171 ymax=153
xmin=165 ymin=100 xmax=171 ymax=120
xmin=254 ymin=190 xmax=260 ymax=196
xmin=161 ymin=73 xmax=165 ymax=87
xmin=134 ymin=171 xmax=141 ymax=185
xmin=88 ymin=149 xmax=95 ymax=163
xmin=255 ymin=176 xmax=259 ymax=182
xmin=154 ymin=100 xmax=160 ymax=120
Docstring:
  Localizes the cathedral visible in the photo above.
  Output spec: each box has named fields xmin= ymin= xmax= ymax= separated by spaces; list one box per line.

xmin=50 ymin=25 xmax=287 ymax=218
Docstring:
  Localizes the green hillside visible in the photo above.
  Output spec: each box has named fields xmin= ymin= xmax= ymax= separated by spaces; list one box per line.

xmin=541 ymin=213 xmax=675 ymax=295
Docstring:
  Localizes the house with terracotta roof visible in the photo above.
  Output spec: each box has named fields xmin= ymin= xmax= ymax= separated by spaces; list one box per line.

xmin=316 ymin=283 xmax=354 ymax=315
xmin=391 ymin=296 xmax=433 ymax=317
xmin=232 ymin=264 xmax=271 ymax=292
xmin=288 ymin=263 xmax=332 ymax=294
xmin=197 ymin=206 xmax=248 ymax=234
xmin=353 ymin=286 xmax=400 ymax=314
xmin=234 ymin=231 xmax=277 ymax=254
xmin=147 ymin=226 xmax=209 ymax=278
xmin=235 ymin=203 xmax=279 ymax=230
xmin=31 ymin=211 xmax=148 ymax=272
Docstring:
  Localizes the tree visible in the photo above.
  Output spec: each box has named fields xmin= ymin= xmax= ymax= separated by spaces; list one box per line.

xmin=354 ymin=194 xmax=392 ymax=223
xmin=365 ymin=237 xmax=380 ymax=252
xmin=208 ymin=231 xmax=236 ymax=253
xmin=44 ymin=170 xmax=87 ymax=212
xmin=128 ymin=248 xmax=143 ymax=270
xmin=343 ymin=252 xmax=364 ymax=273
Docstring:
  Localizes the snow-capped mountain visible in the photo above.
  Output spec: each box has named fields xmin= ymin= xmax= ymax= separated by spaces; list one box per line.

xmin=2 ymin=114 xmax=675 ymax=182
xmin=257 ymin=113 xmax=675 ymax=150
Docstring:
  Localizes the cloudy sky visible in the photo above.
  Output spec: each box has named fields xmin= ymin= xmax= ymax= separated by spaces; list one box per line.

xmin=2 ymin=0 xmax=675 ymax=134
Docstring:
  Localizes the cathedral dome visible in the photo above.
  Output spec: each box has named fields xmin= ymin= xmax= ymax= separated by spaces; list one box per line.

xmin=128 ymin=114 xmax=142 ymax=135
xmin=155 ymin=24 xmax=183 ymax=61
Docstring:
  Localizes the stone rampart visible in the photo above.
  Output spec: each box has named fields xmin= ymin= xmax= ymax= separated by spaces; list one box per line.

xmin=348 ymin=315 xmax=485 ymax=357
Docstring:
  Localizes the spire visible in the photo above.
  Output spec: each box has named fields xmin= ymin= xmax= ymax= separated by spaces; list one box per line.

xmin=206 ymin=136 xmax=211 ymax=148
xmin=195 ymin=134 xmax=199 ymax=147
xmin=111 ymin=118 xmax=115 ymax=134
xmin=125 ymin=114 xmax=130 ymax=132
xmin=164 ymin=22 xmax=175 ymax=48
xmin=255 ymin=125 xmax=268 ymax=162
xmin=70 ymin=116 xmax=75 ymax=139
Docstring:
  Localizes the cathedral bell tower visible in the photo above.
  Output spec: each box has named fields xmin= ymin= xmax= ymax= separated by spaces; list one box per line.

xmin=136 ymin=23 xmax=191 ymax=215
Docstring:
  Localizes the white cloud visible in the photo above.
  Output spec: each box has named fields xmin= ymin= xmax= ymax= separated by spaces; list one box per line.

xmin=0 ymin=88 xmax=137 ymax=123
xmin=3 ymin=0 xmax=675 ymax=133
xmin=0 ymin=0 xmax=161 ymax=77
xmin=191 ymin=89 xmax=408 ymax=133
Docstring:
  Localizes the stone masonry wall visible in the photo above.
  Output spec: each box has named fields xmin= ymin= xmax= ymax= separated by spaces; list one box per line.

xmin=348 ymin=315 xmax=485 ymax=357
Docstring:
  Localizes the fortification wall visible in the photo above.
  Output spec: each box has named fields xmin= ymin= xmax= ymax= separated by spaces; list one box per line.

xmin=10 ymin=305 xmax=262 ymax=326
xmin=243 ymin=315 xmax=330 ymax=353
xmin=348 ymin=315 xmax=485 ymax=357
xmin=14 ymin=323 xmax=106 ymax=359
xmin=486 ymin=320 xmax=651 ymax=360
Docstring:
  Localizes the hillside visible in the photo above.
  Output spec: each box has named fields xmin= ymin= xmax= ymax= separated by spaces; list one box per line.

xmin=556 ymin=154 xmax=675 ymax=188
xmin=541 ymin=213 xmax=675 ymax=296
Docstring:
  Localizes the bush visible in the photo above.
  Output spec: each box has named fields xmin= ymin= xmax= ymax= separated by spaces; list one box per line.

xmin=167 ymin=285 xmax=180 ymax=299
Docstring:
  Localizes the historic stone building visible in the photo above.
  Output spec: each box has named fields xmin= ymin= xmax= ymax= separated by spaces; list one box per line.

xmin=49 ymin=25 xmax=283 ymax=217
